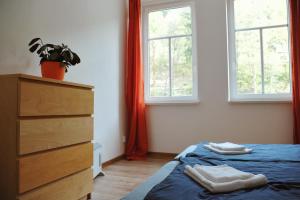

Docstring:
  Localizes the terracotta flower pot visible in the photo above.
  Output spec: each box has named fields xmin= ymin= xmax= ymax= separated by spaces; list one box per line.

xmin=41 ymin=61 xmax=66 ymax=80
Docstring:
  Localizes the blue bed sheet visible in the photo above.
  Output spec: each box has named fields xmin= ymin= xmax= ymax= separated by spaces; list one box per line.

xmin=191 ymin=144 xmax=300 ymax=162
xmin=144 ymin=144 xmax=300 ymax=200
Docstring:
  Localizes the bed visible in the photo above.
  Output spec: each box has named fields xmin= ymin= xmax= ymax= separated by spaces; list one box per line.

xmin=122 ymin=143 xmax=300 ymax=200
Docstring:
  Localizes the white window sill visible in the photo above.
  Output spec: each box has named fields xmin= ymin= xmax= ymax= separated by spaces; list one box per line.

xmin=145 ymin=98 xmax=200 ymax=105
xmin=228 ymin=96 xmax=292 ymax=103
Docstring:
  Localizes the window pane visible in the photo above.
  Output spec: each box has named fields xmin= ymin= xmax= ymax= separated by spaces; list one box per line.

xmin=148 ymin=6 xmax=191 ymax=38
xmin=171 ymin=36 xmax=193 ymax=96
xmin=236 ymin=30 xmax=262 ymax=94
xmin=149 ymin=39 xmax=170 ymax=97
xmin=263 ymin=27 xmax=290 ymax=94
xmin=234 ymin=0 xmax=288 ymax=29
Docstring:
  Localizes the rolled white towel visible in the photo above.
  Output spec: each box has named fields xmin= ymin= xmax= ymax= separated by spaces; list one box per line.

xmin=194 ymin=164 xmax=253 ymax=183
xmin=204 ymin=144 xmax=252 ymax=155
xmin=209 ymin=142 xmax=246 ymax=151
xmin=184 ymin=165 xmax=268 ymax=193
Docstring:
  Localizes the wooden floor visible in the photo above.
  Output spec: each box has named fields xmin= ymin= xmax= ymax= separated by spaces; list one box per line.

xmin=91 ymin=155 xmax=173 ymax=200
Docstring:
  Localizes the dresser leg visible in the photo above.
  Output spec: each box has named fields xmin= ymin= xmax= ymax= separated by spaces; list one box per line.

xmin=87 ymin=193 xmax=92 ymax=200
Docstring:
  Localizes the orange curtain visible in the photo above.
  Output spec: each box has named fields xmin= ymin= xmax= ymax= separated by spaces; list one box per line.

xmin=125 ymin=0 xmax=148 ymax=159
xmin=290 ymin=0 xmax=300 ymax=144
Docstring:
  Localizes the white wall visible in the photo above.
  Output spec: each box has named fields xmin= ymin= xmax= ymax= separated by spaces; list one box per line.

xmin=147 ymin=0 xmax=293 ymax=153
xmin=0 ymin=0 xmax=126 ymax=162
xmin=0 ymin=0 xmax=293 ymax=158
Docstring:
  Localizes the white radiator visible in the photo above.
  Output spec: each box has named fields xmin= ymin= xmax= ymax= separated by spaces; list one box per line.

xmin=93 ymin=142 xmax=104 ymax=178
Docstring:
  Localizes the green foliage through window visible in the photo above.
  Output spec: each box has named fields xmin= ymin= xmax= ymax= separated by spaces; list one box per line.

xmin=148 ymin=6 xmax=194 ymax=97
xmin=233 ymin=0 xmax=290 ymax=96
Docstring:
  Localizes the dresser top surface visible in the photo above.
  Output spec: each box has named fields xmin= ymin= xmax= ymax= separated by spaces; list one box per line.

xmin=0 ymin=73 xmax=94 ymax=89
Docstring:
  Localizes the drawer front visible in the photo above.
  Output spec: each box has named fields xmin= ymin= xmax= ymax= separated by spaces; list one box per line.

xmin=19 ymin=117 xmax=93 ymax=155
xmin=19 ymin=80 xmax=94 ymax=116
xmin=18 ymin=169 xmax=92 ymax=200
xmin=19 ymin=143 xmax=93 ymax=193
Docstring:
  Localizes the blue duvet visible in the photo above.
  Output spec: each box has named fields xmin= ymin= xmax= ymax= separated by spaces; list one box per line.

xmin=145 ymin=144 xmax=300 ymax=200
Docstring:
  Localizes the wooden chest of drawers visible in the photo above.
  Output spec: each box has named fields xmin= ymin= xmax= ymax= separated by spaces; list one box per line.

xmin=0 ymin=74 xmax=94 ymax=200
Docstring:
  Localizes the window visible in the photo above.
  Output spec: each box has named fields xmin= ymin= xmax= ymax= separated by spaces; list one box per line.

xmin=143 ymin=1 xmax=198 ymax=104
xmin=227 ymin=0 xmax=291 ymax=102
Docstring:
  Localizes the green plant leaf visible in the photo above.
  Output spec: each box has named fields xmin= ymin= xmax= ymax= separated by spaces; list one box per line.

xmin=62 ymin=51 xmax=71 ymax=63
xmin=48 ymin=52 xmax=59 ymax=61
xmin=37 ymin=45 xmax=48 ymax=54
xmin=39 ymin=52 xmax=45 ymax=57
xmin=29 ymin=43 xmax=40 ymax=53
xmin=67 ymin=50 xmax=74 ymax=60
xmin=37 ymin=44 xmax=56 ymax=54
xmin=46 ymin=44 xmax=55 ymax=48
xmin=53 ymin=45 xmax=61 ymax=50
xmin=28 ymin=38 xmax=41 ymax=46
xmin=30 ymin=38 xmax=80 ymax=69
xmin=72 ymin=52 xmax=81 ymax=64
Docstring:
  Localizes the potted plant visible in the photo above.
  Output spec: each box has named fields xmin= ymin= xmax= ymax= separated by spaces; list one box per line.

xmin=28 ymin=38 xmax=80 ymax=80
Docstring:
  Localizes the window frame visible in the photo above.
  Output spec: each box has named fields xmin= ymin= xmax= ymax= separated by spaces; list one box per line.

xmin=226 ymin=0 xmax=292 ymax=102
xmin=142 ymin=0 xmax=199 ymax=105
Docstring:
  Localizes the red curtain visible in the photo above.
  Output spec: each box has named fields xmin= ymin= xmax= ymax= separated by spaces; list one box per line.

xmin=125 ymin=0 xmax=148 ymax=159
xmin=290 ymin=0 xmax=300 ymax=144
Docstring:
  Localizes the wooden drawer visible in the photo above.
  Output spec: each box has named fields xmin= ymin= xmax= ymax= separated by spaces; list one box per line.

xmin=18 ymin=117 xmax=93 ymax=155
xmin=19 ymin=143 xmax=93 ymax=193
xmin=18 ymin=169 xmax=93 ymax=200
xmin=19 ymin=80 xmax=94 ymax=116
